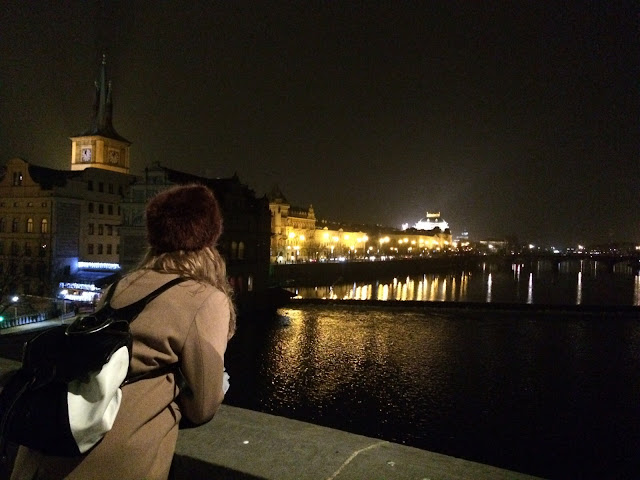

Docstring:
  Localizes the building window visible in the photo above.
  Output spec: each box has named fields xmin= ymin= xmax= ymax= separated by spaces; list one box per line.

xmin=97 ymin=244 xmax=103 ymax=255
xmin=24 ymin=242 xmax=32 ymax=256
xmin=108 ymin=205 xmax=113 ymax=215
xmin=99 ymin=204 xmax=104 ymax=214
xmin=40 ymin=218 xmax=48 ymax=233
xmin=107 ymin=244 xmax=112 ymax=255
xmin=88 ymin=244 xmax=94 ymax=255
xmin=0 ymin=241 xmax=3 ymax=254
xmin=108 ymin=183 xmax=114 ymax=194
xmin=88 ymin=181 xmax=93 ymax=191
xmin=231 ymin=241 xmax=238 ymax=260
xmin=98 ymin=182 xmax=104 ymax=193
xmin=107 ymin=225 xmax=113 ymax=236
xmin=27 ymin=202 xmax=33 ymax=207
xmin=88 ymin=223 xmax=94 ymax=235
xmin=116 ymin=244 xmax=120 ymax=255
xmin=39 ymin=243 xmax=47 ymax=257
xmin=117 ymin=206 xmax=121 ymax=215
xmin=0 ymin=218 xmax=5 ymax=233
xmin=11 ymin=242 xmax=18 ymax=255
xmin=41 ymin=202 xmax=47 ymax=207
xmin=26 ymin=218 xmax=33 ymax=233
xmin=98 ymin=224 xmax=104 ymax=235
xmin=13 ymin=172 xmax=23 ymax=186
xmin=24 ymin=264 xmax=32 ymax=277
xmin=12 ymin=218 xmax=18 ymax=233
xmin=238 ymin=241 xmax=245 ymax=260
xmin=88 ymin=202 xmax=94 ymax=213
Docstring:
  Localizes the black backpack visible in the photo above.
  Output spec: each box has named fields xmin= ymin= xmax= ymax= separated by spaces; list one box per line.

xmin=0 ymin=276 xmax=186 ymax=458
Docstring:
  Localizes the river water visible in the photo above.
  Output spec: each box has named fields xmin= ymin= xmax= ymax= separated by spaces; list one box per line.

xmin=290 ymin=262 xmax=640 ymax=306
xmin=224 ymin=268 xmax=640 ymax=480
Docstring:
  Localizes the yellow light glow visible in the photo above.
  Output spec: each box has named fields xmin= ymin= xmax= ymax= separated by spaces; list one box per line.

xmin=344 ymin=234 xmax=350 ymax=240
xmin=288 ymin=232 xmax=295 ymax=239
xmin=323 ymin=233 xmax=329 ymax=240
xmin=299 ymin=235 xmax=305 ymax=241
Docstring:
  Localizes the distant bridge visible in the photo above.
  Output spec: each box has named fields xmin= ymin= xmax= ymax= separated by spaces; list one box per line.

xmin=507 ymin=252 xmax=640 ymax=274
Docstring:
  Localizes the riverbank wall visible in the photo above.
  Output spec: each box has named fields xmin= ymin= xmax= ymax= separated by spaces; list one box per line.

xmin=271 ymin=257 xmax=488 ymax=286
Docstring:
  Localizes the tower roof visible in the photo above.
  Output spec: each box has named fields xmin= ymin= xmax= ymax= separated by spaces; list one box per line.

xmin=78 ymin=54 xmax=130 ymax=144
xmin=267 ymin=184 xmax=288 ymax=204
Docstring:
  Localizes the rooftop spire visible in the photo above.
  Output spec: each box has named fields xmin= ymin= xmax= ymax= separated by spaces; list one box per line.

xmin=81 ymin=54 xmax=130 ymax=143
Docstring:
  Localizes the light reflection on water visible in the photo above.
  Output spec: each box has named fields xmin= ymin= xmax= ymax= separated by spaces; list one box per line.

xmin=225 ymin=304 xmax=640 ymax=480
xmin=293 ymin=267 xmax=640 ymax=306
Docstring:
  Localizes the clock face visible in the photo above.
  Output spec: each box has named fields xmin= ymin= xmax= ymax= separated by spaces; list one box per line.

xmin=81 ymin=148 xmax=92 ymax=162
xmin=108 ymin=149 xmax=120 ymax=164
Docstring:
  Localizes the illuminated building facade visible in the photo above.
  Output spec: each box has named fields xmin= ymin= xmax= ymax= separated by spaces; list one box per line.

xmin=267 ymin=189 xmax=453 ymax=263
xmin=0 ymin=158 xmax=130 ymax=298
xmin=268 ymin=185 xmax=316 ymax=263
xmin=0 ymin=57 xmax=135 ymax=299
xmin=313 ymin=226 xmax=369 ymax=261
xmin=413 ymin=212 xmax=449 ymax=232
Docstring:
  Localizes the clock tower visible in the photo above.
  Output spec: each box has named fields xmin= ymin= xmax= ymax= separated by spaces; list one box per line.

xmin=70 ymin=55 xmax=131 ymax=174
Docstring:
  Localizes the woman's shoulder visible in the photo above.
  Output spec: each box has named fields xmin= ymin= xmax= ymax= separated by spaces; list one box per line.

xmin=110 ymin=270 xmax=223 ymax=308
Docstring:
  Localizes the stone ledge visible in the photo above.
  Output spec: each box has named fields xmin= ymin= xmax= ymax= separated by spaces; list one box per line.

xmin=174 ymin=405 xmax=544 ymax=480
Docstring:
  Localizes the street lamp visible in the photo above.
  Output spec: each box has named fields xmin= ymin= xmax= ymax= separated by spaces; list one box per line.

xmin=11 ymin=295 xmax=19 ymax=320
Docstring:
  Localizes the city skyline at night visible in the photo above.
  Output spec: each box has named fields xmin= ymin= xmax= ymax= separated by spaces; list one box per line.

xmin=1 ymin=2 xmax=637 ymax=247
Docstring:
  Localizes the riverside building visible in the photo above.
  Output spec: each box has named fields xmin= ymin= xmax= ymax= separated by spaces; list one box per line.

xmin=267 ymin=188 xmax=453 ymax=263
xmin=0 ymin=57 xmax=272 ymax=312
xmin=0 ymin=56 xmax=133 ymax=299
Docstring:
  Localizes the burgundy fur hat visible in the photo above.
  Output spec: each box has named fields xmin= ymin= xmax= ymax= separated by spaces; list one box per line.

xmin=146 ymin=184 xmax=223 ymax=253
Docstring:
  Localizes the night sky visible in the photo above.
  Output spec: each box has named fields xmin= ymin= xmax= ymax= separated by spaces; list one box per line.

xmin=1 ymin=1 xmax=637 ymax=246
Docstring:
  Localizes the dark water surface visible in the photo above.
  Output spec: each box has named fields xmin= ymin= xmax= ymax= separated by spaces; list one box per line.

xmin=225 ymin=304 xmax=640 ymax=480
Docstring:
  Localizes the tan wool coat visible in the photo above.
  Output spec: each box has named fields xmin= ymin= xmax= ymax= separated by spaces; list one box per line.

xmin=10 ymin=270 xmax=231 ymax=480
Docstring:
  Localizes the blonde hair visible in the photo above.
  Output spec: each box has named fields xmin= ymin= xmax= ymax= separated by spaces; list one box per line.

xmin=138 ymin=246 xmax=236 ymax=339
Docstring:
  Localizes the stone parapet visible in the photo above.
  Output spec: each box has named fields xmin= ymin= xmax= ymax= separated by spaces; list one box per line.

xmin=0 ymin=357 xmax=543 ymax=480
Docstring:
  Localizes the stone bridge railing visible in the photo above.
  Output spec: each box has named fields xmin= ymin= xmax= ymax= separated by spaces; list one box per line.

xmin=0 ymin=354 xmax=544 ymax=480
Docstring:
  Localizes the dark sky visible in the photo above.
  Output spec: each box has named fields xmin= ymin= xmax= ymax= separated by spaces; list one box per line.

xmin=1 ymin=1 xmax=638 ymax=246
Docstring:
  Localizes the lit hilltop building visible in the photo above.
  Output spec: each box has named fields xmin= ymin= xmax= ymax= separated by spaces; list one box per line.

xmin=412 ymin=212 xmax=449 ymax=232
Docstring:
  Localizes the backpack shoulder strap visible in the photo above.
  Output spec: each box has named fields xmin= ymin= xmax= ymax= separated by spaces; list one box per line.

xmin=100 ymin=279 xmax=121 ymax=306
xmin=110 ymin=277 xmax=188 ymax=322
